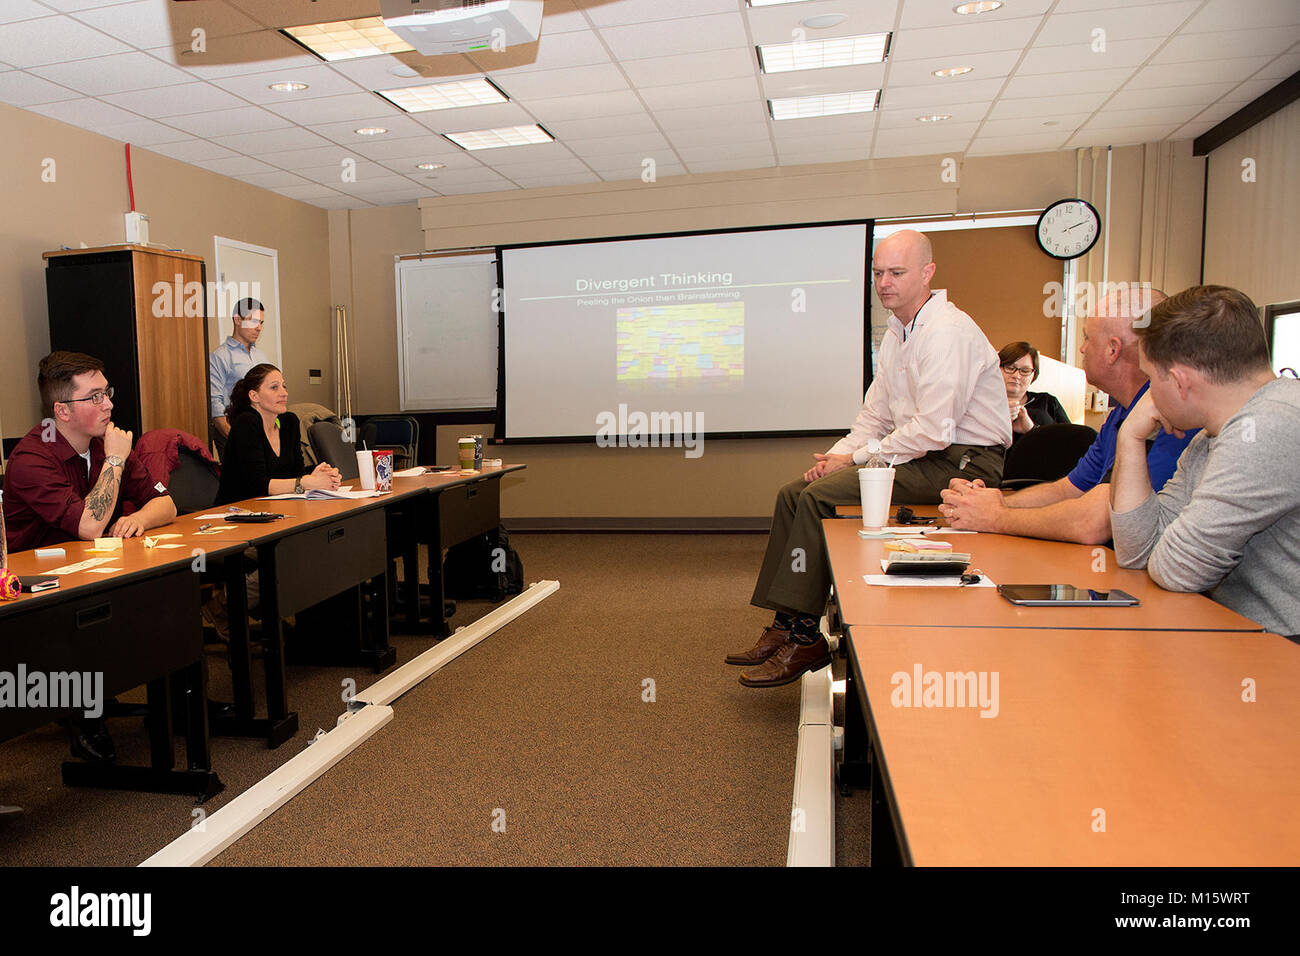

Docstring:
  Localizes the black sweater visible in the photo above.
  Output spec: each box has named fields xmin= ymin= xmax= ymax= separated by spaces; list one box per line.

xmin=216 ymin=411 xmax=303 ymax=505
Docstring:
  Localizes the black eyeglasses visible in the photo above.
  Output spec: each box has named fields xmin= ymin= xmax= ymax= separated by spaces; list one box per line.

xmin=60 ymin=386 xmax=115 ymax=407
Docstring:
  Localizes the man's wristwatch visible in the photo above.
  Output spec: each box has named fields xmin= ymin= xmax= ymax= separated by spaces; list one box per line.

xmin=294 ymin=479 xmax=304 ymax=494
xmin=105 ymin=455 xmax=124 ymax=469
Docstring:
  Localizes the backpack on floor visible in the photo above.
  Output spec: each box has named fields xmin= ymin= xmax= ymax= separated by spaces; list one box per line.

xmin=443 ymin=526 xmax=524 ymax=600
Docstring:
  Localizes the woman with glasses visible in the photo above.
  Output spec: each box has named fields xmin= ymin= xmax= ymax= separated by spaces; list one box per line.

xmin=998 ymin=341 xmax=1070 ymax=441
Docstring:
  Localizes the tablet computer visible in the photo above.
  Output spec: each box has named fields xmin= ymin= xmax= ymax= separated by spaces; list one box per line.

xmin=997 ymin=585 xmax=1140 ymax=607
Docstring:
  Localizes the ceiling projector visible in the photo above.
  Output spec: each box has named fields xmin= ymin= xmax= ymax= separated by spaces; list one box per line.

xmin=379 ymin=0 xmax=544 ymax=55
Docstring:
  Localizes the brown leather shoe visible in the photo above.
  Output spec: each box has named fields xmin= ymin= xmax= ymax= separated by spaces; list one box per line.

xmin=739 ymin=636 xmax=832 ymax=688
xmin=724 ymin=626 xmax=791 ymax=666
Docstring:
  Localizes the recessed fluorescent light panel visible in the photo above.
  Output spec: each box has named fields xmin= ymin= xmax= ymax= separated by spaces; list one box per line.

xmin=769 ymin=90 xmax=880 ymax=120
xmin=444 ymin=125 xmax=554 ymax=150
xmin=377 ymin=78 xmax=509 ymax=113
xmin=283 ymin=18 xmax=413 ymax=61
xmin=758 ymin=33 xmax=890 ymax=73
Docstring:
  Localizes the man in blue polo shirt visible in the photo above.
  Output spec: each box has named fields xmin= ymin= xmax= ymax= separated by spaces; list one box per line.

xmin=208 ymin=297 xmax=269 ymax=455
xmin=939 ymin=288 xmax=1195 ymax=543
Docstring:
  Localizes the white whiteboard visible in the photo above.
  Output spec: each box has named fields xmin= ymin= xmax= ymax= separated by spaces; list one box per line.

xmin=395 ymin=253 xmax=498 ymax=411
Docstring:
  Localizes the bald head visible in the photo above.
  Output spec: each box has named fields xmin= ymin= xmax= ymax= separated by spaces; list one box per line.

xmin=875 ymin=229 xmax=933 ymax=270
xmin=1079 ymin=285 xmax=1167 ymax=401
xmin=872 ymin=230 xmax=937 ymax=321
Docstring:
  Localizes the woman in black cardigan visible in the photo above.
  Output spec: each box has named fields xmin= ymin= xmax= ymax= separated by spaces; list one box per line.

xmin=216 ymin=364 xmax=341 ymax=504
xmin=998 ymin=341 xmax=1070 ymax=443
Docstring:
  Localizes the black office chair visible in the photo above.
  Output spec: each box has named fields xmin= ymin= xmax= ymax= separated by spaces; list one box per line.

xmin=360 ymin=416 xmax=419 ymax=470
xmin=308 ymin=421 xmax=360 ymax=481
xmin=168 ymin=447 xmax=221 ymax=514
xmin=1000 ymin=423 xmax=1098 ymax=490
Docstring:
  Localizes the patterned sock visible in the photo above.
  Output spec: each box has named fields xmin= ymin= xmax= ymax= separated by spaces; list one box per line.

xmin=789 ymin=613 xmax=821 ymax=645
xmin=772 ymin=611 xmax=793 ymax=631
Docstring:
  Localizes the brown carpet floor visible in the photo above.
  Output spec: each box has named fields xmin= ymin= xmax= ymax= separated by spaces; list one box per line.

xmin=1 ymin=533 xmax=870 ymax=866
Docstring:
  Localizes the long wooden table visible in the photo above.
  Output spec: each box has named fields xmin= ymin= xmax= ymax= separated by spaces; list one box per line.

xmin=1 ymin=536 xmax=242 ymax=797
xmin=847 ymin=624 xmax=1300 ymax=865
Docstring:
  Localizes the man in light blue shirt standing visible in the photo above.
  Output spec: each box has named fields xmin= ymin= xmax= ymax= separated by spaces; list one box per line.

xmin=209 ymin=297 xmax=269 ymax=454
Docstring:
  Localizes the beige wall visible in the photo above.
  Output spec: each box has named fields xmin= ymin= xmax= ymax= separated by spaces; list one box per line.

xmin=0 ymin=101 xmax=332 ymax=440
xmin=330 ymin=145 xmax=1205 ymax=521
xmin=1204 ymin=97 xmax=1300 ymax=309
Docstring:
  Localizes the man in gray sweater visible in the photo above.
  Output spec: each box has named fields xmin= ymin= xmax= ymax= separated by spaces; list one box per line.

xmin=1109 ymin=285 xmax=1300 ymax=638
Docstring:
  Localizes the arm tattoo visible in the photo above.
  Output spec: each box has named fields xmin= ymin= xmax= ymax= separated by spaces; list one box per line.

xmin=86 ymin=468 xmax=121 ymax=521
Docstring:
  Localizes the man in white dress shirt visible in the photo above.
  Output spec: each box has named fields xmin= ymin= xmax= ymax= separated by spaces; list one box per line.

xmin=729 ymin=230 xmax=1012 ymax=687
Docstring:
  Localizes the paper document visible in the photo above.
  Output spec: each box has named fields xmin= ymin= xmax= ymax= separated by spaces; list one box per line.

xmin=393 ymin=467 xmax=427 ymax=477
xmin=261 ymin=488 xmax=381 ymax=500
xmin=864 ymin=573 xmax=996 ymax=588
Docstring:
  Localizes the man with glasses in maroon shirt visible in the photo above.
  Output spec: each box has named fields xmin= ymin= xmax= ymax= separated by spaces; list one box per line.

xmin=2 ymin=351 xmax=177 ymax=763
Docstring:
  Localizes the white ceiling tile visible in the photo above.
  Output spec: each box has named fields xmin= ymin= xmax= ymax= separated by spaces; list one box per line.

xmin=0 ymin=16 xmax=130 ymax=68
xmin=147 ymin=33 xmax=319 ymax=79
xmin=167 ymin=106 xmax=293 ymax=138
xmin=891 ymin=17 xmax=1044 ymax=61
xmin=234 ymin=169 xmax=321 ymax=189
xmin=685 ymin=158 xmax=777 ymax=174
xmin=877 ymin=121 xmax=982 ymax=143
xmin=620 ymin=48 xmax=756 ymax=89
xmin=988 ymin=92 xmax=1109 ymax=118
xmin=536 ymin=0 xmax=589 ymax=35
xmin=0 ymin=69 xmax=78 ymax=106
xmin=490 ymin=63 xmax=629 ymax=100
xmin=899 ymin=0 xmax=1050 ymax=29
xmin=653 ymin=101 xmax=770 ymax=131
xmin=578 ymin=0 xmax=738 ymax=27
xmin=490 ymin=157 xmax=591 ymax=177
xmin=1035 ymin=3 xmax=1200 ymax=47
xmin=1253 ymin=50 xmax=1300 ymax=80
xmin=193 ymin=155 xmax=278 ymax=176
xmin=147 ymin=139 xmax=240 ymax=163
xmin=877 ymin=103 xmax=988 ymax=128
xmin=1182 ymin=100 xmax=1251 ymax=125
xmin=767 ymin=113 xmax=874 ymax=139
xmin=71 ymin=0 xmax=264 ymax=48
xmin=564 ymin=132 xmax=671 ymax=157
xmin=31 ymin=50 xmax=195 ymax=96
xmin=296 ymin=160 xmax=393 ymax=186
xmin=264 ymin=91 xmax=400 ymax=125
xmin=882 ymin=78 xmax=1008 ymax=110
xmin=524 ymin=89 xmax=646 ymax=120
xmin=258 ymin=144 xmax=365 ymax=168
xmin=309 ymin=115 xmax=434 ymax=143
xmin=639 ymin=77 xmax=761 ymax=112
xmin=37 ymin=0 xmax=165 ymax=10
xmin=580 ymin=152 xmax=675 ymax=177
xmin=1153 ymin=25 xmax=1300 ymax=63
xmin=411 ymin=101 xmax=538 ymax=133
xmin=1126 ymin=56 xmax=1277 ymax=88
xmin=1104 ymin=82 xmax=1239 ymax=111
xmin=469 ymin=28 xmax=610 ymax=75
xmin=406 ymin=166 xmax=507 ymax=186
xmin=676 ymin=142 xmax=775 ymax=163
xmin=965 ymin=133 xmax=1070 ymax=156
xmin=873 ymin=139 xmax=972 ymax=159
xmin=885 ymin=50 xmax=1025 ymax=87
xmin=25 ymin=97 xmax=140 ymax=127
xmin=749 ymin=0 xmax=898 ymax=43
xmin=344 ymin=135 xmax=465 ymax=162
xmin=1083 ymin=105 xmax=1199 ymax=128
xmin=428 ymin=181 xmax=521 ymax=195
xmin=1182 ymin=0 xmax=1300 ymax=32
xmin=508 ymin=172 xmax=603 ymax=188
xmin=212 ymin=127 xmax=334 ymax=154
xmin=0 ymin=1 xmax=56 ymax=25
xmin=542 ymin=112 xmax=657 ymax=139
xmin=1068 ymin=125 xmax=1182 ymax=145
xmin=777 ymin=148 xmax=871 ymax=165
xmin=1053 ymin=0 xmax=1200 ymax=9
xmin=1223 ymin=76 xmax=1287 ymax=103
xmin=209 ymin=66 xmax=368 ymax=104
xmin=84 ymin=117 xmax=191 ymax=146
xmin=1170 ymin=120 xmax=1220 ymax=140
xmin=666 ymin=123 xmax=772 ymax=147
xmin=599 ymin=13 xmax=749 ymax=62
xmin=1000 ymin=67 xmax=1135 ymax=98
xmin=1017 ymin=37 xmax=1165 ymax=74
xmin=980 ymin=113 xmax=1092 ymax=136
xmin=336 ymin=175 xmax=424 ymax=196
xmin=101 ymin=82 xmax=250 ymax=117
xmin=270 ymin=183 xmax=350 ymax=201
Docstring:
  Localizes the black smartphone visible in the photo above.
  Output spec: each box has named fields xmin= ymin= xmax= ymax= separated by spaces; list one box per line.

xmin=997 ymin=585 xmax=1140 ymax=607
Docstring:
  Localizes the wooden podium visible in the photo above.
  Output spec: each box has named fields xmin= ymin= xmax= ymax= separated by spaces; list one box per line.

xmin=44 ymin=244 xmax=209 ymax=441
